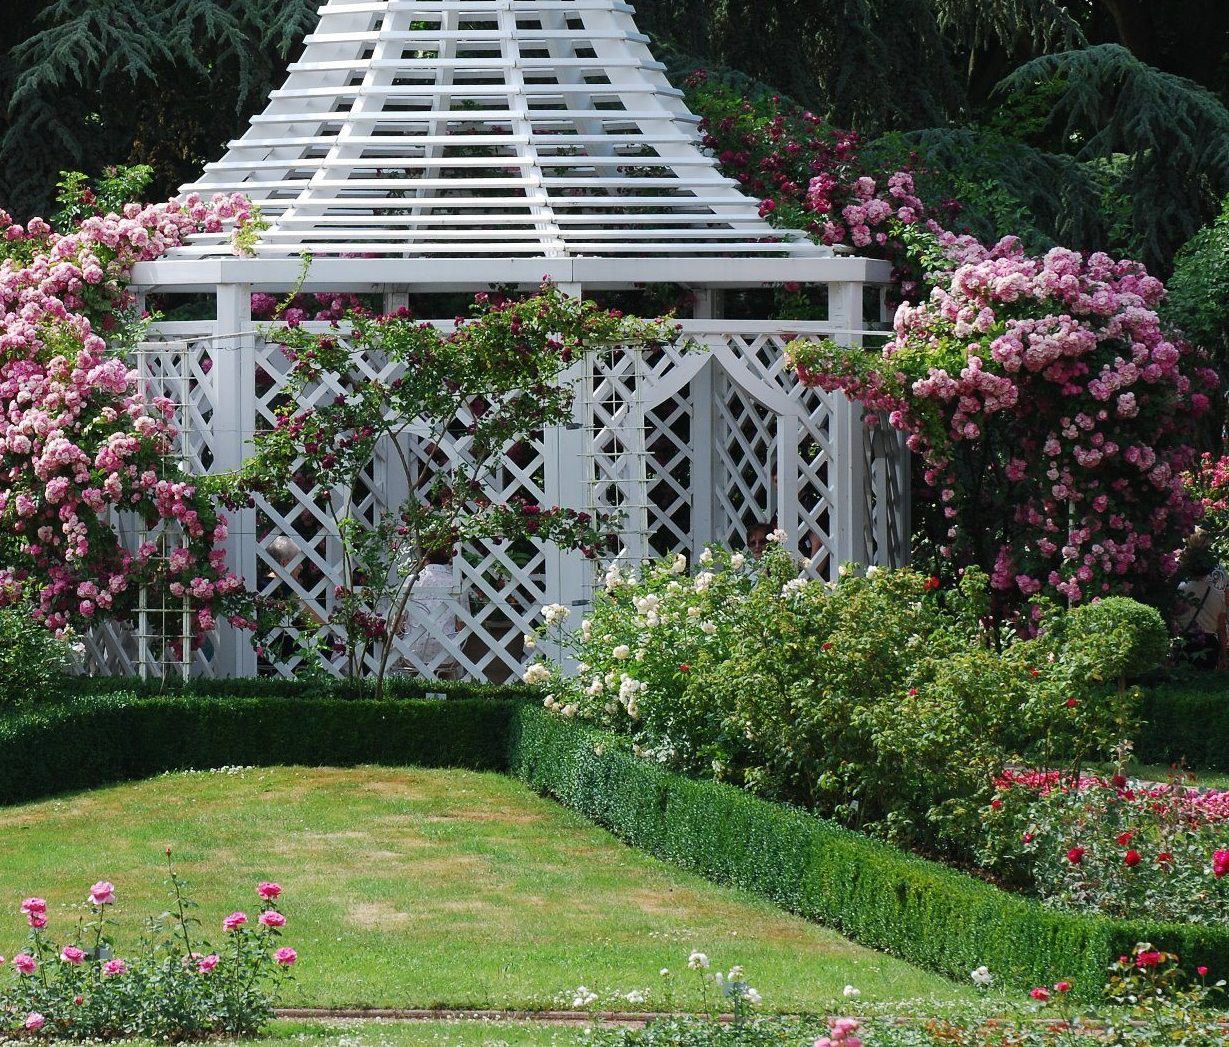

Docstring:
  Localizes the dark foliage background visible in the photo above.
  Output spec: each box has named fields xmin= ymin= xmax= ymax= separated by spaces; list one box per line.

xmin=2 ymin=1 xmax=1227 ymax=276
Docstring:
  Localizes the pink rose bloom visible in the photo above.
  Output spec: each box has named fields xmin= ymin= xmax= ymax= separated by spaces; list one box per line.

xmin=222 ymin=911 xmax=248 ymax=932
xmin=257 ymin=882 xmax=282 ymax=901
xmin=14 ymin=954 xmax=36 ymax=975
xmin=20 ymin=897 xmax=46 ymax=916
xmin=197 ymin=954 xmax=220 ymax=974
xmin=275 ymin=947 xmax=297 ymax=966
xmin=27 ymin=913 xmax=47 ymax=929
xmin=102 ymin=958 xmax=127 ymax=977
xmin=89 ymin=881 xmax=116 ymax=906
xmin=24 ymin=1013 xmax=45 ymax=1031
xmin=60 ymin=945 xmax=86 ymax=965
xmin=258 ymin=910 xmax=286 ymax=928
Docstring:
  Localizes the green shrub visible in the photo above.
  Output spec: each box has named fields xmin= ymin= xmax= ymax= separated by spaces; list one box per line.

xmin=0 ymin=606 xmax=72 ymax=709
xmin=506 ymin=704 xmax=1229 ymax=998
xmin=531 ymin=552 xmax=1153 ymax=854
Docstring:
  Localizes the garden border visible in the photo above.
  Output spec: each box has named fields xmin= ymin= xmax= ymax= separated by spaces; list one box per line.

xmin=2 ymin=687 xmax=1225 ymax=998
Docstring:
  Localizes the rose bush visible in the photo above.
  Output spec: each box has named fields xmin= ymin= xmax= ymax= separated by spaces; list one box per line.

xmin=980 ymin=768 xmax=1229 ymax=924
xmin=0 ymin=173 xmax=260 ymax=653
xmin=787 ymin=234 xmax=1216 ymax=612
xmin=529 ymin=546 xmax=1166 ymax=855
xmin=0 ymin=862 xmax=295 ymax=1039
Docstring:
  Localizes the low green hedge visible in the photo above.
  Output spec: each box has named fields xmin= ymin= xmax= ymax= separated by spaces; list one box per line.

xmin=0 ymin=691 xmax=515 ymax=807
xmin=64 ymin=674 xmax=534 ymax=703
xmin=505 ymin=703 xmax=1229 ymax=998
xmin=1137 ymin=678 xmax=1229 ymax=771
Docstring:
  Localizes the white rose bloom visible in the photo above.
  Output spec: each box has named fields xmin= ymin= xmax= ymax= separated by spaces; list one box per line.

xmin=612 ymin=644 xmax=631 ymax=660
xmin=866 ymin=564 xmax=881 ymax=577
xmin=767 ymin=528 xmax=789 ymax=543
xmin=635 ymin=649 xmax=646 ymax=661
xmin=671 ymin=553 xmax=687 ymax=574
xmin=523 ymin=632 xmax=537 ymax=649
xmin=687 ymin=605 xmax=702 ymax=619
xmin=970 ymin=966 xmax=993 ymax=987
xmin=587 ymin=676 xmax=605 ymax=696
xmin=561 ymin=703 xmax=578 ymax=718
xmin=687 ymin=951 xmax=709 ymax=970
xmin=542 ymin=602 xmax=570 ymax=626
xmin=624 ymin=990 xmax=647 ymax=1006
xmin=571 ymin=987 xmax=598 ymax=1008
xmin=838 ymin=564 xmax=852 ymax=577
xmin=781 ymin=578 xmax=807 ymax=597
xmin=730 ymin=553 xmax=746 ymax=569
xmin=581 ymin=618 xmax=593 ymax=640
xmin=694 ymin=571 xmax=715 ymax=593
xmin=634 ymin=594 xmax=660 ymax=615
xmin=744 ymin=988 xmax=762 ymax=1005
xmin=699 ymin=548 xmax=714 ymax=564
xmin=604 ymin=566 xmax=622 ymax=592
xmin=659 ymin=968 xmax=671 ymax=978
xmin=728 ymin=967 xmax=744 ymax=981
xmin=577 ymin=662 xmax=590 ymax=673
xmin=646 ymin=613 xmax=661 ymax=628
xmin=522 ymin=663 xmax=551 ymax=685
xmin=842 ymin=985 xmax=860 ymax=998
xmin=701 ymin=621 xmax=717 ymax=635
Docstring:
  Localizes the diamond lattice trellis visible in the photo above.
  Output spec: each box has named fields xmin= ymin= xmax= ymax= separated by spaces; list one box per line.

xmin=82 ymin=317 xmax=907 ymax=681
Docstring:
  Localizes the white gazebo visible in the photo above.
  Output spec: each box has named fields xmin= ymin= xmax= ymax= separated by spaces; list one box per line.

xmin=111 ymin=0 xmax=907 ymax=681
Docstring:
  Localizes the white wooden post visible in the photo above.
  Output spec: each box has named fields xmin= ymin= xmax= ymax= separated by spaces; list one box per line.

xmin=214 ymin=284 xmax=258 ymax=676
xmin=545 ymin=282 xmax=588 ymax=661
xmin=690 ymin=289 xmax=720 ymax=554
xmin=829 ymin=281 xmax=869 ymax=570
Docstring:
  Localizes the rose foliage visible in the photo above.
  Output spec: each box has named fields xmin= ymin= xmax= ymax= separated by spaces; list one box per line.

xmin=690 ymin=79 xmax=1218 ymax=611
xmin=0 ymin=181 xmax=259 ymax=646
xmin=0 ymin=867 xmax=295 ymax=1040
xmin=529 ymin=547 xmax=1166 ymax=856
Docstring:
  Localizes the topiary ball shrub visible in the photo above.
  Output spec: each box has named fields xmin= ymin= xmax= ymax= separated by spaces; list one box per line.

xmin=1062 ymin=597 xmax=1170 ymax=682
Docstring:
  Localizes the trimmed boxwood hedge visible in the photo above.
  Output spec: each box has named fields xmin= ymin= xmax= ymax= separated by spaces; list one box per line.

xmin=1137 ymin=679 xmax=1229 ymax=771
xmin=0 ymin=691 xmax=515 ymax=807
xmin=504 ymin=703 xmax=1229 ymax=999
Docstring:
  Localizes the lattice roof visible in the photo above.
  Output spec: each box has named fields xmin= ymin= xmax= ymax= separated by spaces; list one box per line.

xmin=169 ymin=0 xmax=826 ymax=262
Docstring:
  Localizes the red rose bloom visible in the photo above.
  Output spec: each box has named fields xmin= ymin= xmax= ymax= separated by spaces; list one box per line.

xmin=1124 ymin=849 xmax=1142 ymax=867
xmin=1136 ymin=950 xmax=1164 ymax=968
xmin=1116 ymin=831 xmax=1134 ymax=846
xmin=1066 ymin=846 xmax=1086 ymax=865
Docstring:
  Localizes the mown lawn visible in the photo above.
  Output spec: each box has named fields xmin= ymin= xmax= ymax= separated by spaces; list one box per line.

xmin=0 ymin=767 xmax=971 ymax=1013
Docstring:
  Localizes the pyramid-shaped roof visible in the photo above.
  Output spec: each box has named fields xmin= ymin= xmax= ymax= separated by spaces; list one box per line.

xmin=167 ymin=0 xmax=826 ymax=263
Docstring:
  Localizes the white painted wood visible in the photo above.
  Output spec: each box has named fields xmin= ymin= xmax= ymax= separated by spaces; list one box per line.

xmin=166 ymin=0 xmax=824 ymax=264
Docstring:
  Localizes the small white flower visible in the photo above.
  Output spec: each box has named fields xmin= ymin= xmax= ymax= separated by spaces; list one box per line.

xmin=699 ymin=548 xmax=714 ymax=564
xmin=612 ymin=644 xmax=631 ymax=660
xmin=970 ymin=966 xmax=994 ymax=988
xmin=561 ymin=703 xmax=579 ymax=718
xmin=744 ymin=987 xmax=762 ymax=1005
xmin=604 ymin=566 xmax=623 ymax=592
xmin=866 ymin=564 xmax=881 ymax=577
xmin=781 ymin=578 xmax=807 ymax=597
xmin=687 ymin=606 xmax=702 ymax=619
xmin=767 ymin=528 xmax=789 ymax=544
xmin=730 ymin=553 xmax=746 ymax=570
xmin=581 ymin=618 xmax=593 ymax=640
xmin=671 ymin=553 xmax=687 ymax=574
xmin=728 ymin=966 xmax=744 ymax=981
xmin=624 ymin=989 xmax=647 ymax=1006
xmin=522 ymin=663 xmax=551 ymax=685
xmin=694 ymin=571 xmax=714 ymax=593
xmin=688 ymin=951 xmax=709 ymax=970
xmin=701 ymin=621 xmax=717 ymax=635
xmin=571 ymin=987 xmax=598 ymax=1008
xmin=523 ymin=632 xmax=537 ymax=650
xmin=634 ymin=594 xmax=660 ymax=615
xmin=659 ymin=968 xmax=671 ymax=978
xmin=842 ymin=985 xmax=860 ymax=998
xmin=587 ymin=676 xmax=605 ymax=697
xmin=838 ymin=564 xmax=852 ymax=577
xmin=541 ymin=602 xmax=569 ymax=627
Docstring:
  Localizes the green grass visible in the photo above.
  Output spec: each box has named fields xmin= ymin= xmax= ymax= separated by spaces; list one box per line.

xmin=0 ymin=767 xmax=971 ymax=1013
xmin=262 ymin=1019 xmax=573 ymax=1047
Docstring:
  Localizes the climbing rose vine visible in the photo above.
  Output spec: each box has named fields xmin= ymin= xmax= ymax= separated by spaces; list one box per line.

xmin=787 ymin=235 xmax=1217 ymax=606
xmin=0 ymin=190 xmax=257 ymax=640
